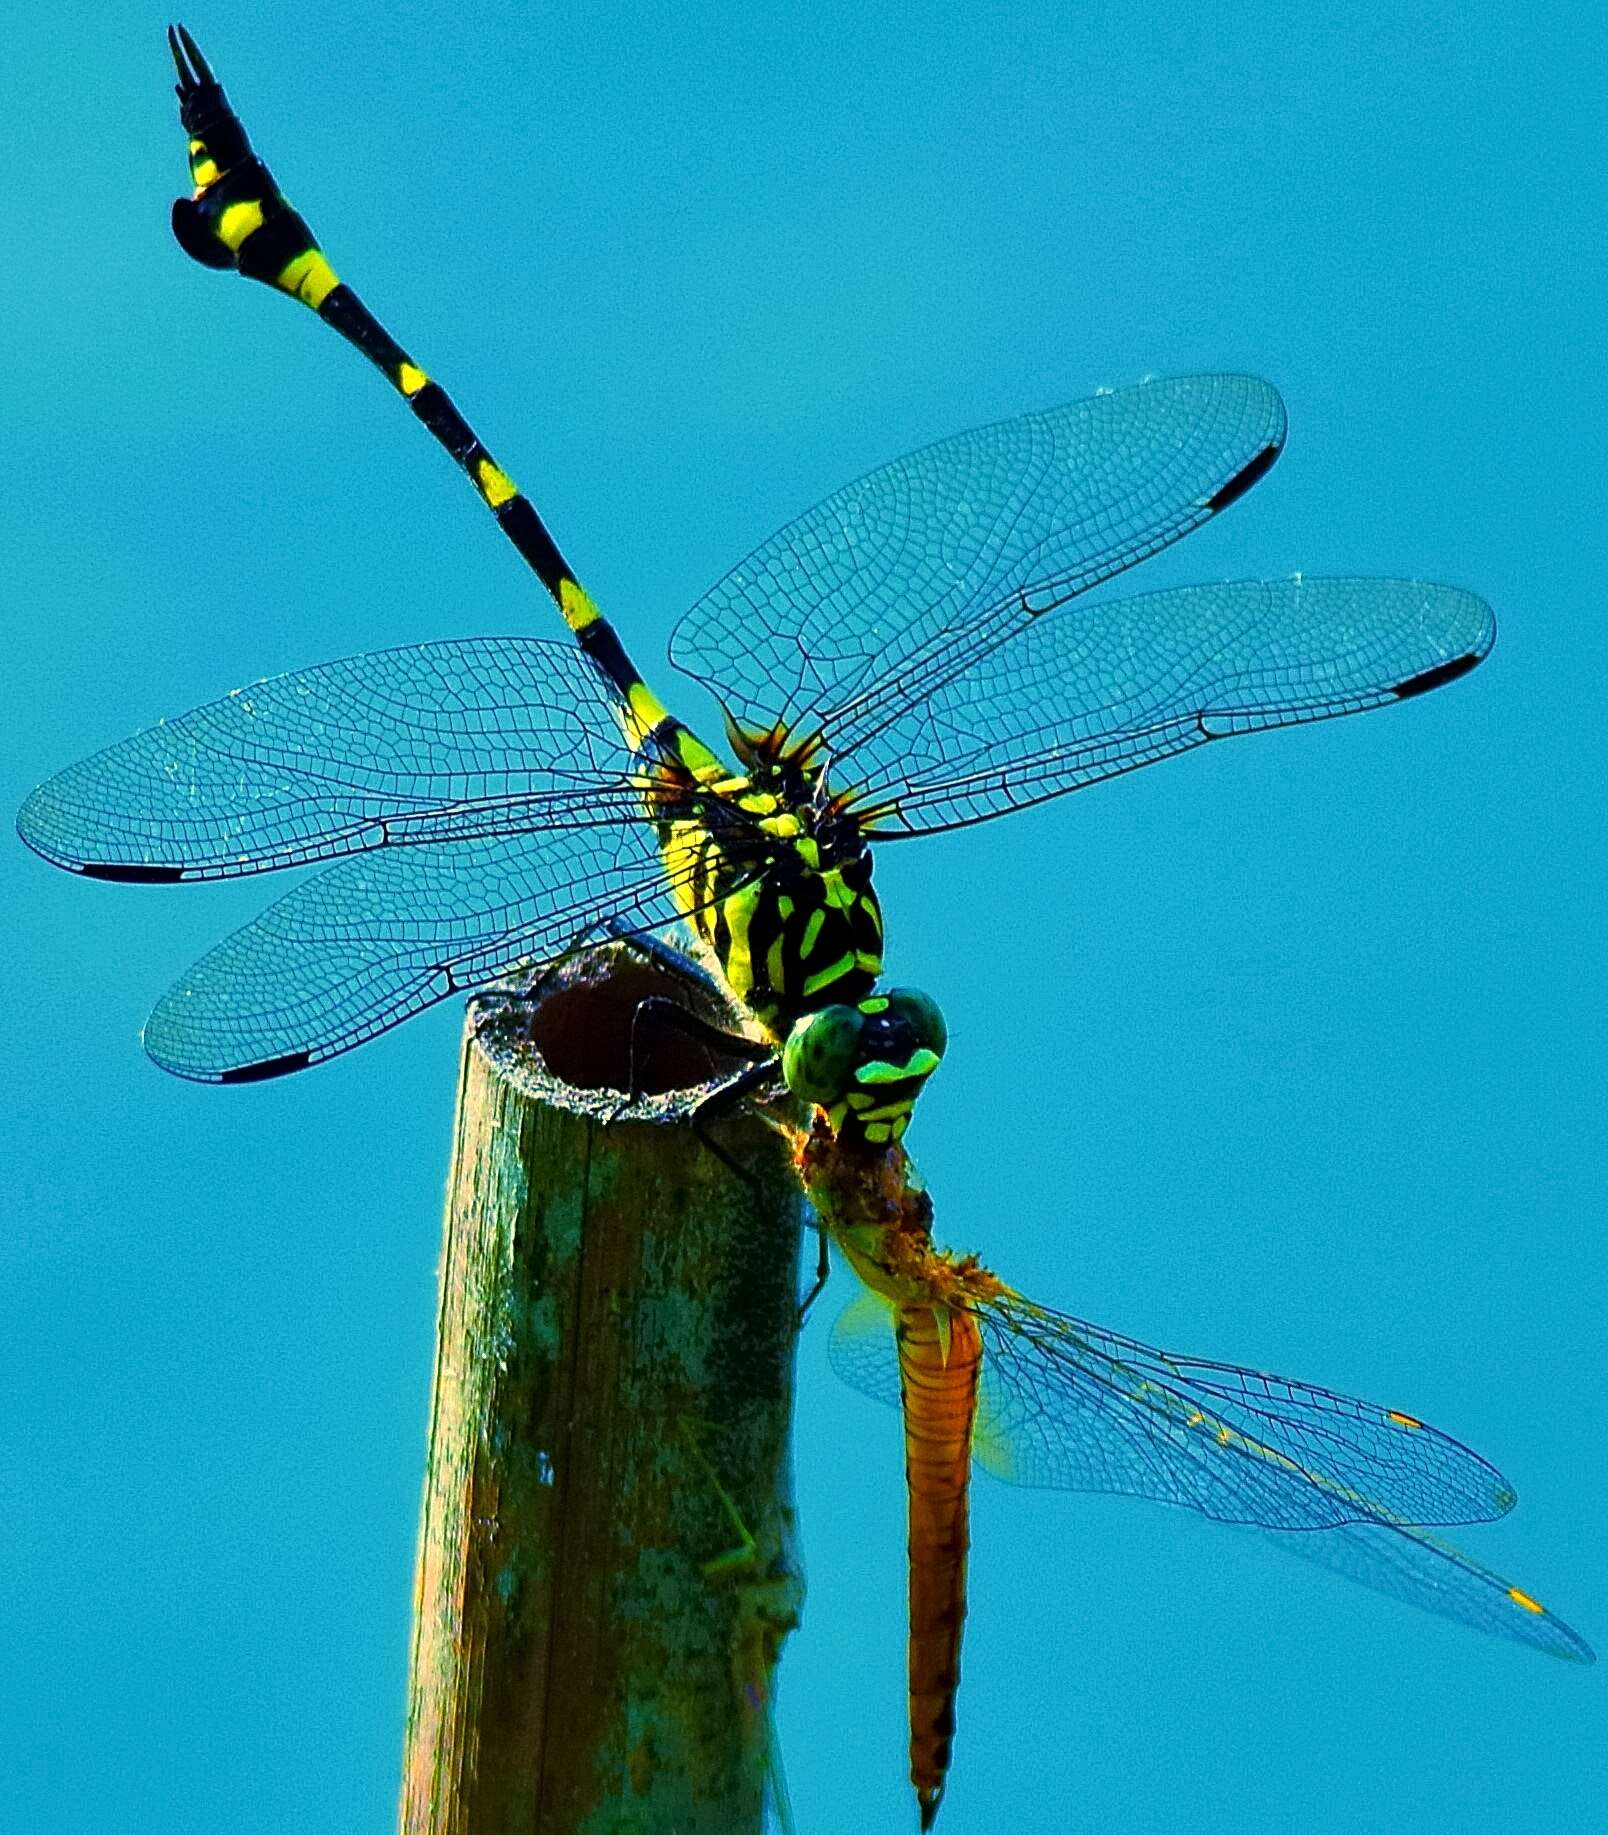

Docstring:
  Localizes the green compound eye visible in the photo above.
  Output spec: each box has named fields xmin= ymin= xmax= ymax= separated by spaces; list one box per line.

xmin=782 ymin=1004 xmax=865 ymax=1104
xmin=878 ymin=988 xmax=948 ymax=1064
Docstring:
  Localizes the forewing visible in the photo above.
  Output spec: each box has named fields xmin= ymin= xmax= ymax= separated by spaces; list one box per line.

xmin=140 ymin=826 xmax=697 ymax=1080
xmin=17 ymin=636 xmax=651 ymax=879
xmin=965 ymin=1293 xmax=1515 ymax=1530
xmin=669 ymin=375 xmax=1285 ymax=744
xmin=859 ymin=578 xmax=1494 ymax=834
xmin=1267 ymin=1519 xmax=1594 ymax=1662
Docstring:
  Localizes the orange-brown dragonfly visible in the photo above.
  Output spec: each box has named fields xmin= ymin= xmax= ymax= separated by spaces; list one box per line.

xmin=801 ymin=1124 xmax=1593 ymax=1827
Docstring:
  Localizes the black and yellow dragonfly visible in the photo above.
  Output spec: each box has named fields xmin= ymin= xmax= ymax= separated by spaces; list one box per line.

xmin=17 ymin=27 xmax=1493 ymax=1125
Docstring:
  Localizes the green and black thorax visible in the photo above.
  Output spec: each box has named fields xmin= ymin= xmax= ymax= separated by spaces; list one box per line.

xmin=653 ymin=722 xmax=885 ymax=1038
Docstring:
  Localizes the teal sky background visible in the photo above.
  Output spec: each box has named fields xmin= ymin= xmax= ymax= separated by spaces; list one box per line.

xmin=4 ymin=4 xmax=1603 ymax=1831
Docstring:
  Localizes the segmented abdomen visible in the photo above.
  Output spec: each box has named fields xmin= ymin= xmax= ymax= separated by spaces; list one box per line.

xmin=898 ymin=1303 xmax=983 ymax=1829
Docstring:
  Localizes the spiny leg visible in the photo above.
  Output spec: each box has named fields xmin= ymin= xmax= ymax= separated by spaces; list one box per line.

xmin=688 ymin=1060 xmax=786 ymax=1192
xmin=796 ymin=1221 xmax=832 ymax=1329
xmin=610 ymin=990 xmax=784 ymax=1188
xmin=627 ymin=994 xmax=772 ymax=1098
xmin=601 ymin=923 xmax=729 ymax=1004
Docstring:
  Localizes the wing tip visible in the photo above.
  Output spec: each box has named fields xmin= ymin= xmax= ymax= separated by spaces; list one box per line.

xmin=1207 ymin=440 xmax=1282 ymax=514
xmin=15 ymin=808 xmax=190 ymax=884
xmin=1391 ymin=650 xmax=1484 ymax=700
xmin=79 ymin=860 xmax=189 ymax=884
xmin=143 ymin=1042 xmax=317 ymax=1085
xmin=216 ymin=1050 xmax=315 ymax=1084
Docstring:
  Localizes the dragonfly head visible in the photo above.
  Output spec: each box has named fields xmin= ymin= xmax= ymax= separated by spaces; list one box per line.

xmin=782 ymin=988 xmax=947 ymax=1147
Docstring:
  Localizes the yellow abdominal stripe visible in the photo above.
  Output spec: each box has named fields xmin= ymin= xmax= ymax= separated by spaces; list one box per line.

xmin=276 ymin=248 xmax=339 ymax=309
xmin=624 ymin=681 xmax=673 ymax=747
xmin=559 ymin=577 xmax=599 ymax=629
xmin=217 ymin=199 xmax=264 ymax=250
xmin=187 ymin=137 xmax=220 ymax=188
xmin=397 ymin=361 xmax=428 ymax=397
xmin=475 ymin=457 xmax=518 ymax=507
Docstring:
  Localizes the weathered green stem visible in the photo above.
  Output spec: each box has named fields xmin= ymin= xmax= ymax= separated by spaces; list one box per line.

xmin=399 ymin=949 xmax=805 ymax=1834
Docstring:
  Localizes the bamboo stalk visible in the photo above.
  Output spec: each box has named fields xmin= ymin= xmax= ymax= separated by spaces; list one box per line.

xmin=399 ymin=946 xmax=805 ymax=1834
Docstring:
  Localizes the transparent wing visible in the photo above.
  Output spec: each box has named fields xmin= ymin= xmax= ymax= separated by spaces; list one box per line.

xmin=855 ymin=578 xmax=1494 ymax=835
xmin=17 ymin=636 xmax=655 ymax=880
xmin=1268 ymin=1518 xmax=1595 ymax=1663
xmin=140 ymin=828 xmax=700 ymax=1081
xmin=831 ymin=1291 xmax=1593 ymax=1662
xmin=669 ymin=374 xmax=1285 ymax=747
xmin=829 ymin=1288 xmax=1515 ymax=1530
xmin=829 ymin=1288 xmax=906 ymax=1405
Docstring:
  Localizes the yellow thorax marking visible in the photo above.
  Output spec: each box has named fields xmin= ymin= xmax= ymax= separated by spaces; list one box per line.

xmin=821 ymin=866 xmax=858 ymax=911
xmin=802 ymin=952 xmax=855 ymax=998
xmin=765 ymin=932 xmax=789 ymax=993
xmin=721 ymin=881 xmax=758 ymax=989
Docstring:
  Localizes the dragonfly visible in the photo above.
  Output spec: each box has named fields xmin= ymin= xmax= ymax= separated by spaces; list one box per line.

xmin=11 ymin=31 xmax=1579 ymax=1827
xmin=798 ymin=1115 xmax=1594 ymax=1828
xmin=14 ymin=25 xmax=1496 ymax=1142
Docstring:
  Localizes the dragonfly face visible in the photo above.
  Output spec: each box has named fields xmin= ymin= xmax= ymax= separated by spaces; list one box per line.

xmin=783 ymin=988 xmax=947 ymax=1145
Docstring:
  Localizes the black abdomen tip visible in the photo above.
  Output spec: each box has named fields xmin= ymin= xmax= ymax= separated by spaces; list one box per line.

xmin=1393 ymin=651 xmax=1482 ymax=699
xmin=171 ymin=198 xmax=236 ymax=269
xmin=1207 ymin=442 xmax=1281 ymax=512
xmin=218 ymin=1050 xmax=314 ymax=1084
